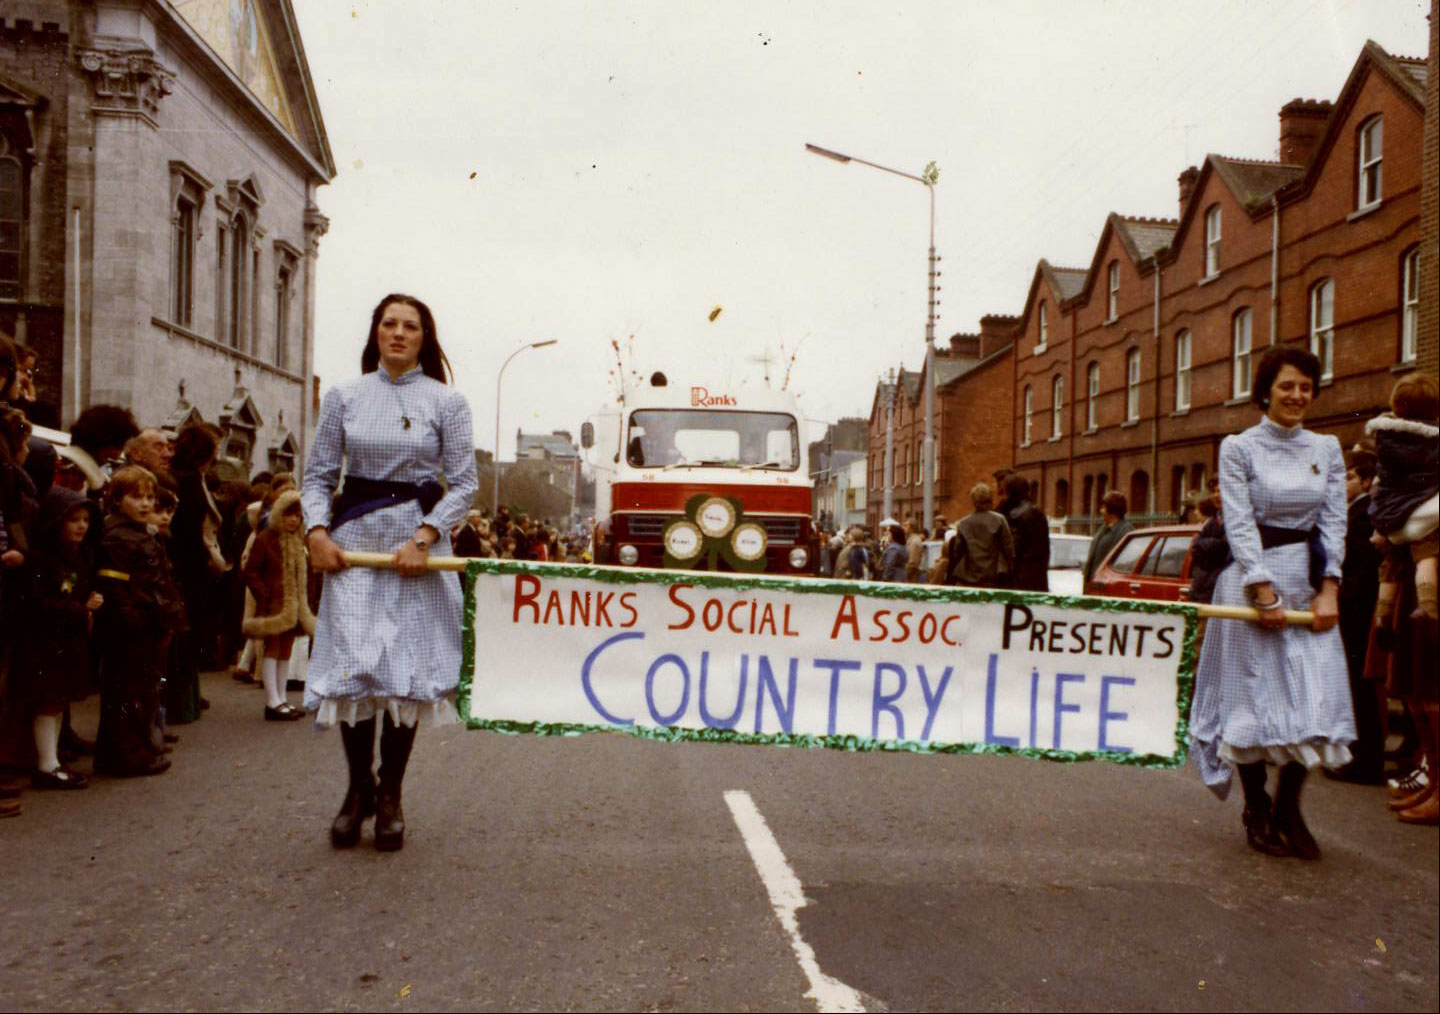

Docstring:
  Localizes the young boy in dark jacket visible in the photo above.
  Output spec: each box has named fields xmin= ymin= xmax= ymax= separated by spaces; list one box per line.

xmin=93 ymin=466 xmax=187 ymax=777
xmin=9 ymin=487 xmax=104 ymax=788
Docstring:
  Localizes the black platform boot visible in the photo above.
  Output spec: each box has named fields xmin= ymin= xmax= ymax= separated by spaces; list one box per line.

xmin=374 ymin=713 xmax=417 ymax=852
xmin=331 ymin=718 xmax=377 ymax=848
xmin=1238 ymin=761 xmax=1288 ymax=857
xmin=1272 ymin=762 xmax=1320 ymax=860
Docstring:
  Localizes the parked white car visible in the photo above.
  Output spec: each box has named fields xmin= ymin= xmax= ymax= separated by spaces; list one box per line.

xmin=1048 ymin=533 xmax=1092 ymax=596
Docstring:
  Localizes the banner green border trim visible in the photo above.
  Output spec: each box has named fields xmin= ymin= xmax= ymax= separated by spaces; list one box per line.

xmin=458 ymin=559 xmax=1198 ymax=768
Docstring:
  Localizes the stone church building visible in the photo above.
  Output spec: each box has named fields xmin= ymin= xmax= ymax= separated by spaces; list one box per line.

xmin=1 ymin=0 xmax=334 ymax=477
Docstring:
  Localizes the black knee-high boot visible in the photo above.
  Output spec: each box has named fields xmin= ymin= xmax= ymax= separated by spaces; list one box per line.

xmin=1238 ymin=762 xmax=1288 ymax=857
xmin=1273 ymin=762 xmax=1319 ymax=860
xmin=331 ymin=717 xmax=377 ymax=848
xmin=375 ymin=712 xmax=417 ymax=852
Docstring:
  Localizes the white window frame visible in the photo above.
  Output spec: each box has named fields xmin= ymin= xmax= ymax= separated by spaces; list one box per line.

xmin=1107 ymin=261 xmax=1119 ymax=320
xmin=1402 ymin=248 xmax=1419 ymax=363
xmin=1023 ymin=386 xmax=1033 ymax=446
xmin=1204 ymin=205 xmax=1221 ymax=277
xmin=1175 ymin=330 xmax=1191 ymax=411
xmin=1036 ymin=302 xmax=1048 ymax=353
xmin=914 ymin=439 xmax=922 ymax=486
xmin=1126 ymin=349 xmax=1141 ymax=421
xmin=1233 ymin=309 xmax=1253 ymax=399
xmin=1087 ymin=362 xmax=1099 ymax=430
xmin=1359 ymin=116 xmax=1383 ymax=209
xmin=1309 ymin=279 xmax=1334 ymax=381
xmin=1052 ymin=374 xmax=1063 ymax=438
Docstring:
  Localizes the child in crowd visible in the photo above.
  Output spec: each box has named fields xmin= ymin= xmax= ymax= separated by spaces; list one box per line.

xmin=1367 ymin=373 xmax=1440 ymax=626
xmin=232 ymin=472 xmax=297 ymax=683
xmin=241 ymin=491 xmax=314 ymax=721
xmin=94 ymin=466 xmax=187 ymax=777
xmin=8 ymin=488 xmax=104 ymax=788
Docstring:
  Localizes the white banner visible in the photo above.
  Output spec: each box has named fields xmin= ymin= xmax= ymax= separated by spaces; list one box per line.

xmin=460 ymin=562 xmax=1196 ymax=765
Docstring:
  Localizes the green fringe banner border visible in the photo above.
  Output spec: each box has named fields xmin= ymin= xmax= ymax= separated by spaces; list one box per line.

xmin=457 ymin=559 xmax=1198 ymax=769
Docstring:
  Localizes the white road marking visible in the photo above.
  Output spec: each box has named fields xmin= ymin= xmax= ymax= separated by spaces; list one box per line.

xmin=724 ymin=790 xmax=867 ymax=1014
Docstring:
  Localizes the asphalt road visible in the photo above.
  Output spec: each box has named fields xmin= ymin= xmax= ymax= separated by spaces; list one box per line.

xmin=3 ymin=671 xmax=1436 ymax=1012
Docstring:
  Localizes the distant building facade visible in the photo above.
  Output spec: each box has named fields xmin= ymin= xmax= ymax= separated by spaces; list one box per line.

xmin=0 ymin=0 xmax=334 ymax=475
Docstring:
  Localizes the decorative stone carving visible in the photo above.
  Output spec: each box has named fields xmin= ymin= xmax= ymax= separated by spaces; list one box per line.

xmin=304 ymin=202 xmax=329 ymax=254
xmin=78 ymin=47 xmax=175 ymax=125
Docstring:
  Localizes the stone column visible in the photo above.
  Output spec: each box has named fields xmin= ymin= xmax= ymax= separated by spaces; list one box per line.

xmin=298 ymin=188 xmax=328 ymax=478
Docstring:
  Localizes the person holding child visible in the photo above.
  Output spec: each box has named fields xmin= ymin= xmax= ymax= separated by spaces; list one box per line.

xmin=93 ymin=466 xmax=186 ymax=777
xmin=7 ymin=487 xmax=103 ymax=788
xmin=1364 ymin=372 xmax=1439 ymax=824
xmin=242 ymin=490 xmax=315 ymax=721
xmin=302 ymin=293 xmax=477 ymax=852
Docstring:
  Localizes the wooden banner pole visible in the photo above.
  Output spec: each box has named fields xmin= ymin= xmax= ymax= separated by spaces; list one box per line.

xmin=339 ymin=552 xmax=1317 ymax=625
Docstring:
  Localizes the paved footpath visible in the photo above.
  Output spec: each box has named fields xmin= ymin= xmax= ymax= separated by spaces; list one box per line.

xmin=3 ymin=671 xmax=1436 ymax=1012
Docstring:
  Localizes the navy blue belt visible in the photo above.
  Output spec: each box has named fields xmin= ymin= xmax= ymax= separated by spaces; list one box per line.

xmin=1258 ymin=524 xmax=1326 ymax=591
xmin=331 ymin=476 xmax=443 ymax=532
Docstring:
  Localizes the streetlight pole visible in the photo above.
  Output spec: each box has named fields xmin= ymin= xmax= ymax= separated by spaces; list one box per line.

xmin=494 ymin=339 xmax=558 ymax=512
xmin=806 ymin=142 xmax=939 ymax=532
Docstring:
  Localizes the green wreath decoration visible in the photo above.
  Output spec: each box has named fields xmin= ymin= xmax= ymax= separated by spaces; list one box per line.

xmin=662 ymin=494 xmax=769 ymax=571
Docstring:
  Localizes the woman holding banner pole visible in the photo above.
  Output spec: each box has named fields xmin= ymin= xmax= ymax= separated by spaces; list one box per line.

xmin=1190 ymin=346 xmax=1353 ymax=861
xmin=301 ymin=294 xmax=477 ymax=852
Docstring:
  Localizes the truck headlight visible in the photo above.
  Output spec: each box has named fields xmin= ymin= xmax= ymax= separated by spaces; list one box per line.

xmin=789 ymin=547 xmax=809 ymax=569
xmin=618 ymin=544 xmax=639 ymax=565
xmin=730 ymin=522 xmax=767 ymax=562
xmin=663 ymin=521 xmax=703 ymax=561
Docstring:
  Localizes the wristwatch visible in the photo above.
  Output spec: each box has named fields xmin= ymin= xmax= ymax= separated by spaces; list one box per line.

xmin=412 ymin=533 xmax=433 ymax=551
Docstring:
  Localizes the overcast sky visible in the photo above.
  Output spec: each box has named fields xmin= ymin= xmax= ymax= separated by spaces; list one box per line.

xmin=290 ymin=0 xmax=1430 ymax=460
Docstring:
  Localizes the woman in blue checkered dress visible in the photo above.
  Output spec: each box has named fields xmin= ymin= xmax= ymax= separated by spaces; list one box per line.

xmin=1190 ymin=346 xmax=1354 ymax=860
xmin=301 ymin=294 xmax=477 ymax=852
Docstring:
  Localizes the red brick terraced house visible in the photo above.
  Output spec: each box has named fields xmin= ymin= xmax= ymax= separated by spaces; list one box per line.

xmin=1005 ymin=40 xmax=1430 ymax=528
xmin=864 ymin=320 xmax=1015 ymax=532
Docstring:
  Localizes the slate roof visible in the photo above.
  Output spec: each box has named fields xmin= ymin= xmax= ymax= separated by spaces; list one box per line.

xmin=1114 ymin=216 xmax=1178 ymax=261
xmin=899 ymin=369 xmax=922 ymax=401
xmin=1208 ymin=156 xmax=1306 ymax=210
xmin=1044 ymin=263 xmax=1088 ymax=302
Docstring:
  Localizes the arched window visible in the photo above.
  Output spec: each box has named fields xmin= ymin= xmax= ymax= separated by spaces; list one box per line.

xmin=1232 ymin=308 xmax=1253 ymax=398
xmin=0 ymin=143 xmax=22 ymax=301
xmin=1055 ymin=478 xmax=1070 ymax=517
xmin=1037 ymin=301 xmax=1048 ymax=353
xmin=1359 ymin=116 xmax=1383 ymax=209
xmin=1309 ymin=280 xmax=1335 ymax=381
xmin=1107 ymin=261 xmax=1119 ymax=319
xmin=228 ymin=215 xmax=250 ymax=349
xmin=1175 ymin=330 xmax=1192 ymax=411
xmin=1204 ymin=205 xmax=1221 ymax=277
xmin=1171 ymin=465 xmax=1186 ymax=513
xmin=1130 ymin=470 xmax=1150 ymax=516
xmin=914 ymin=439 xmax=922 ymax=486
xmin=1402 ymin=247 xmax=1420 ymax=363
xmin=1023 ymin=385 xmax=1033 ymax=446
xmin=1052 ymin=374 xmax=1063 ymax=438
xmin=1087 ymin=362 xmax=1099 ymax=430
xmin=1126 ymin=349 xmax=1141 ymax=421
xmin=1081 ymin=474 xmax=1094 ymax=516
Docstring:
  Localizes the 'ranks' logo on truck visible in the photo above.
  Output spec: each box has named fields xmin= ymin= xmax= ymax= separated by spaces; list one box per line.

xmin=690 ymin=387 xmax=737 ymax=407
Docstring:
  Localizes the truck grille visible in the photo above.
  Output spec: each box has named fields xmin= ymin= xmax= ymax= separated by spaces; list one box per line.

xmin=619 ymin=513 xmax=805 ymax=545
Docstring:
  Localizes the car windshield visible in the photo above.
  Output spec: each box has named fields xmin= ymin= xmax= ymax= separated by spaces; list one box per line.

xmin=1050 ymin=536 xmax=1091 ymax=569
xmin=625 ymin=410 xmax=799 ymax=470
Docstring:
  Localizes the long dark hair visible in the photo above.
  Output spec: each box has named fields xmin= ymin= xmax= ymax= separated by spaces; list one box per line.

xmin=360 ymin=293 xmax=452 ymax=384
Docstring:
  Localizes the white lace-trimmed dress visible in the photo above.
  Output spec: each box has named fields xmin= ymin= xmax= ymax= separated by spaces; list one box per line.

xmin=300 ymin=366 xmax=478 ymax=728
xmin=1190 ymin=416 xmax=1356 ymax=797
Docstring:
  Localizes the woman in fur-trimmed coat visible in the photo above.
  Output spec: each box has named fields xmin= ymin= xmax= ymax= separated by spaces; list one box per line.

xmin=242 ymin=491 xmax=315 ymax=721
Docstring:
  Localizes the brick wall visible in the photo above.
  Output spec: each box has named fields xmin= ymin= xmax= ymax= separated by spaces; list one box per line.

xmin=1420 ymin=0 xmax=1439 ymax=376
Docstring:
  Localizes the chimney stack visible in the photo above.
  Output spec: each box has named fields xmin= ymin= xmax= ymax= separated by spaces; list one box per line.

xmin=978 ymin=314 xmax=1020 ymax=359
xmin=1177 ymin=165 xmax=1200 ymax=218
xmin=947 ymin=333 xmax=981 ymax=359
xmin=1278 ymin=98 xmax=1332 ymax=167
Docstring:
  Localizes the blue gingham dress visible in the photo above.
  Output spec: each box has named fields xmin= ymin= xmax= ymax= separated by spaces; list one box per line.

xmin=300 ymin=367 xmax=478 ymax=727
xmin=1190 ymin=416 xmax=1355 ymax=797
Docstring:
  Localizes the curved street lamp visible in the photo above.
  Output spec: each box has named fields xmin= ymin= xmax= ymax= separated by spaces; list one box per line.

xmin=806 ymin=141 xmax=939 ymax=532
xmin=495 ymin=339 xmax=559 ymax=512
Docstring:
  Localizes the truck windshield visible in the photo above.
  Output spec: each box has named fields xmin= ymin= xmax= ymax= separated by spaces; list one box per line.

xmin=626 ymin=410 xmax=799 ymax=470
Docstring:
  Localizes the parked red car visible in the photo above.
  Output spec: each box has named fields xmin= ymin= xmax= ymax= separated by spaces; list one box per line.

xmin=1086 ymin=524 xmax=1203 ymax=601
